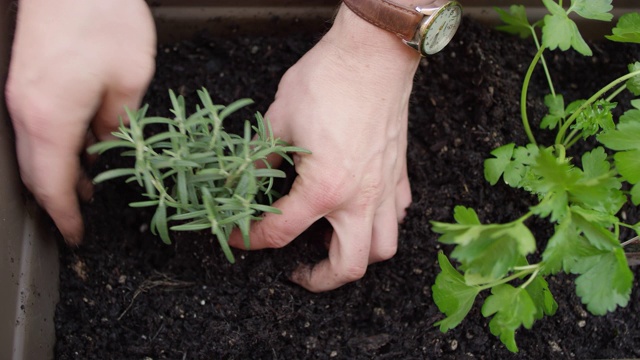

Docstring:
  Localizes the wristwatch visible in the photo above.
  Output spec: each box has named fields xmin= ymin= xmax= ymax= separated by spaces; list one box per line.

xmin=342 ymin=0 xmax=462 ymax=56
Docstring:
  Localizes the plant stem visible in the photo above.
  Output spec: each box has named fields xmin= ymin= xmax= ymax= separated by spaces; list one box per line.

xmin=563 ymin=128 xmax=581 ymax=149
xmin=513 ymin=264 xmax=539 ymax=271
xmin=557 ymin=69 xmax=640 ymax=145
xmin=531 ymin=28 xmax=556 ymax=97
xmin=477 ymin=267 xmax=537 ymax=292
xmin=521 ymin=47 xmax=545 ymax=146
xmin=606 ymin=84 xmax=628 ymax=102
xmin=519 ymin=268 xmax=540 ymax=289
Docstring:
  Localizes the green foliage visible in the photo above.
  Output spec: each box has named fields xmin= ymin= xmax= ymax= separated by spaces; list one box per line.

xmin=88 ymin=89 xmax=309 ymax=263
xmin=431 ymin=1 xmax=640 ymax=352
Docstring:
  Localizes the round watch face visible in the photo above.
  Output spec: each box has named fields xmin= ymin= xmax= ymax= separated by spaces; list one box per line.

xmin=420 ymin=2 xmax=462 ymax=55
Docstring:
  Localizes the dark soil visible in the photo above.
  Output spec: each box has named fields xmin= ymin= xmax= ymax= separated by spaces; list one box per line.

xmin=55 ymin=17 xmax=640 ymax=359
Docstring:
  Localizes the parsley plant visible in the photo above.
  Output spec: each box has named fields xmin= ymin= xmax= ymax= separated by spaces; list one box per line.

xmin=431 ymin=1 xmax=640 ymax=352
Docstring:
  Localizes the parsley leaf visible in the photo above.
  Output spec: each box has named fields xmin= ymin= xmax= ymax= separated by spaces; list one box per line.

xmin=569 ymin=0 xmax=613 ymax=21
xmin=484 ymin=144 xmax=538 ymax=188
xmin=598 ymin=106 xmax=640 ymax=204
xmin=606 ymin=12 xmax=640 ymax=43
xmin=431 ymin=207 xmax=536 ymax=285
xmin=484 ymin=143 xmax=515 ymax=186
xmin=495 ymin=5 xmax=534 ymax=38
xmin=481 ymin=284 xmax=537 ymax=353
xmin=571 ymin=100 xmax=616 ymax=139
xmin=432 ymin=252 xmax=481 ymax=332
xmin=541 ymin=94 xmax=566 ymax=130
xmin=525 ymin=276 xmax=558 ymax=320
xmin=540 ymin=214 xmax=587 ymax=274
xmin=541 ymin=0 xmax=592 ymax=55
xmin=572 ymin=247 xmax=633 ymax=315
xmin=625 ymin=62 xmax=640 ymax=96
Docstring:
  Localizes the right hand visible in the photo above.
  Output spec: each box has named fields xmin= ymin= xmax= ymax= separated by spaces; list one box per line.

xmin=5 ymin=0 xmax=157 ymax=245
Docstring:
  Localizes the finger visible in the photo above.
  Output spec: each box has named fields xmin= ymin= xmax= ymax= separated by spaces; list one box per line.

xmin=396 ymin=165 xmax=412 ymax=222
xmin=16 ymin=134 xmax=84 ymax=245
xmin=92 ymin=70 xmax=153 ymax=141
xmin=228 ymin=177 xmax=325 ymax=250
xmin=369 ymin=200 xmax=399 ymax=264
xmin=290 ymin=212 xmax=372 ymax=292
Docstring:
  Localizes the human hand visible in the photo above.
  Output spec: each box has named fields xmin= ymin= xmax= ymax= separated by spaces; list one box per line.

xmin=5 ymin=0 xmax=156 ymax=245
xmin=229 ymin=4 xmax=420 ymax=292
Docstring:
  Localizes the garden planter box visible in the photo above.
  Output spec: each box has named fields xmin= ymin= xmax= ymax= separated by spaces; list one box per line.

xmin=1 ymin=1 xmax=639 ymax=359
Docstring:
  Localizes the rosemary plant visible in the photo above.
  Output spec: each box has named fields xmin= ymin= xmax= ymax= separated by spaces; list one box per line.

xmin=88 ymin=88 xmax=309 ymax=263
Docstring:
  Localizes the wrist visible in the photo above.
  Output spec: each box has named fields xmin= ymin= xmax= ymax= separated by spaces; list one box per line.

xmin=323 ymin=3 xmax=421 ymax=70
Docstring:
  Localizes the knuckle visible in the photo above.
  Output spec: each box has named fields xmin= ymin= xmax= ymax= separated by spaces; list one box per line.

xmin=306 ymin=178 xmax=348 ymax=213
xmin=253 ymin=224 xmax=289 ymax=249
xmin=338 ymin=263 xmax=367 ymax=282
xmin=371 ymin=243 xmax=398 ymax=262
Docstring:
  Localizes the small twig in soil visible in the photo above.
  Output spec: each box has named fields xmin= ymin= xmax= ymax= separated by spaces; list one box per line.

xmin=621 ymin=236 xmax=640 ymax=267
xmin=621 ymin=236 xmax=640 ymax=248
xmin=118 ymin=273 xmax=194 ymax=321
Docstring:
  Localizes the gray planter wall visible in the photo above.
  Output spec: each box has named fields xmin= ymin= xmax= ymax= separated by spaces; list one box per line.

xmin=0 ymin=1 xmax=59 ymax=360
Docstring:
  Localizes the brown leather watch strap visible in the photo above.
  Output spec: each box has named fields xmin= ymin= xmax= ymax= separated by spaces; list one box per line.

xmin=342 ymin=0 xmax=423 ymax=40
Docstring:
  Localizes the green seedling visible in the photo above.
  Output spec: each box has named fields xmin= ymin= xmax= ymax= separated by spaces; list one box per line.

xmin=88 ymin=88 xmax=309 ymax=263
xmin=431 ymin=1 xmax=640 ymax=352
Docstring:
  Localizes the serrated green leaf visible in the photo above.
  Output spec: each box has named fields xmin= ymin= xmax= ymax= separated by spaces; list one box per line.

xmin=569 ymin=0 xmax=613 ymax=21
xmin=606 ymin=12 xmax=640 ymax=43
xmin=571 ymin=100 xmax=616 ymax=139
xmin=598 ymin=108 xmax=640 ymax=150
xmin=572 ymin=247 xmax=633 ymax=315
xmin=570 ymin=147 xmax=625 ymax=215
xmin=484 ymin=143 xmax=515 ymax=185
xmin=430 ymin=221 xmax=484 ymax=247
xmin=505 ymin=144 xmax=538 ymax=188
xmin=542 ymin=0 xmax=565 ymax=16
xmin=481 ymin=284 xmax=537 ymax=353
xmin=531 ymin=191 xmax=569 ymax=222
xmin=540 ymin=214 xmax=585 ymax=274
xmin=433 ymin=252 xmax=481 ymax=332
xmin=453 ymin=206 xmax=481 ymax=225
xmin=572 ymin=210 xmax=618 ymax=250
xmin=581 ymin=147 xmax=610 ymax=179
xmin=541 ymin=94 xmax=565 ymax=130
xmin=614 ymin=149 xmax=640 ymax=183
xmin=524 ymin=275 xmax=558 ymax=320
xmin=626 ymin=62 xmax=640 ymax=95
xmin=570 ymin=205 xmax=618 ymax=228
xmin=450 ymin=222 xmax=536 ymax=285
xmin=542 ymin=8 xmax=592 ymax=55
xmin=495 ymin=5 xmax=533 ymax=38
